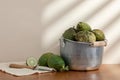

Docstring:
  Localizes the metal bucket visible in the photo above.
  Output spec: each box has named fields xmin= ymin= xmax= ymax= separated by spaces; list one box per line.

xmin=60 ymin=37 xmax=106 ymax=71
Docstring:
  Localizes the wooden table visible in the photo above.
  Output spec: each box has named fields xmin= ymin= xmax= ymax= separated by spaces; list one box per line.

xmin=0 ymin=64 xmax=120 ymax=80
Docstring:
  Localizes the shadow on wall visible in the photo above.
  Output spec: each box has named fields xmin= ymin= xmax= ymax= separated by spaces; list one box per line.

xmin=39 ymin=0 xmax=113 ymax=51
xmin=105 ymin=36 xmax=120 ymax=56
xmin=102 ymin=12 xmax=120 ymax=55
xmin=39 ymin=0 xmax=85 ymax=53
xmin=102 ymin=13 xmax=120 ymax=31
xmin=102 ymin=13 xmax=120 ymax=63
xmin=39 ymin=0 xmax=120 ymax=64
xmin=41 ymin=0 xmax=85 ymax=28
xmin=83 ymin=0 xmax=113 ymax=21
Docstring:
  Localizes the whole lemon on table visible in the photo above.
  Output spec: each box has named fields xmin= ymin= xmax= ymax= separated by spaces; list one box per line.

xmin=38 ymin=52 xmax=53 ymax=66
xmin=48 ymin=55 xmax=69 ymax=71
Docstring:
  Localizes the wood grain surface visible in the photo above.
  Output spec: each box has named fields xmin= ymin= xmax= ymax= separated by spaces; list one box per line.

xmin=0 ymin=64 xmax=120 ymax=80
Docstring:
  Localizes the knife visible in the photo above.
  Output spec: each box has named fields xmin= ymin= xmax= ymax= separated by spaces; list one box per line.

xmin=9 ymin=64 xmax=56 ymax=71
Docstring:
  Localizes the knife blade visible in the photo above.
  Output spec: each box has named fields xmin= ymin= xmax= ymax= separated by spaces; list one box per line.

xmin=9 ymin=64 xmax=56 ymax=71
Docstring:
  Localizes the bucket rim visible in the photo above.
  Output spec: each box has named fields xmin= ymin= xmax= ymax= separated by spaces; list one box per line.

xmin=60 ymin=37 xmax=107 ymax=46
xmin=60 ymin=37 xmax=92 ymax=45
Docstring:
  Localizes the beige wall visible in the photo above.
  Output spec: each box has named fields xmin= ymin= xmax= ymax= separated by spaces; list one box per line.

xmin=0 ymin=0 xmax=120 ymax=64
xmin=0 ymin=0 xmax=46 ymax=62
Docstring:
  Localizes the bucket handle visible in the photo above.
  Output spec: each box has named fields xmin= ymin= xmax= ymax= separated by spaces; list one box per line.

xmin=90 ymin=40 xmax=107 ymax=47
xmin=60 ymin=38 xmax=66 ymax=47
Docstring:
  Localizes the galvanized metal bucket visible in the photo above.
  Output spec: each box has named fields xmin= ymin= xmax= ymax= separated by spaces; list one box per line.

xmin=60 ymin=37 xmax=106 ymax=71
